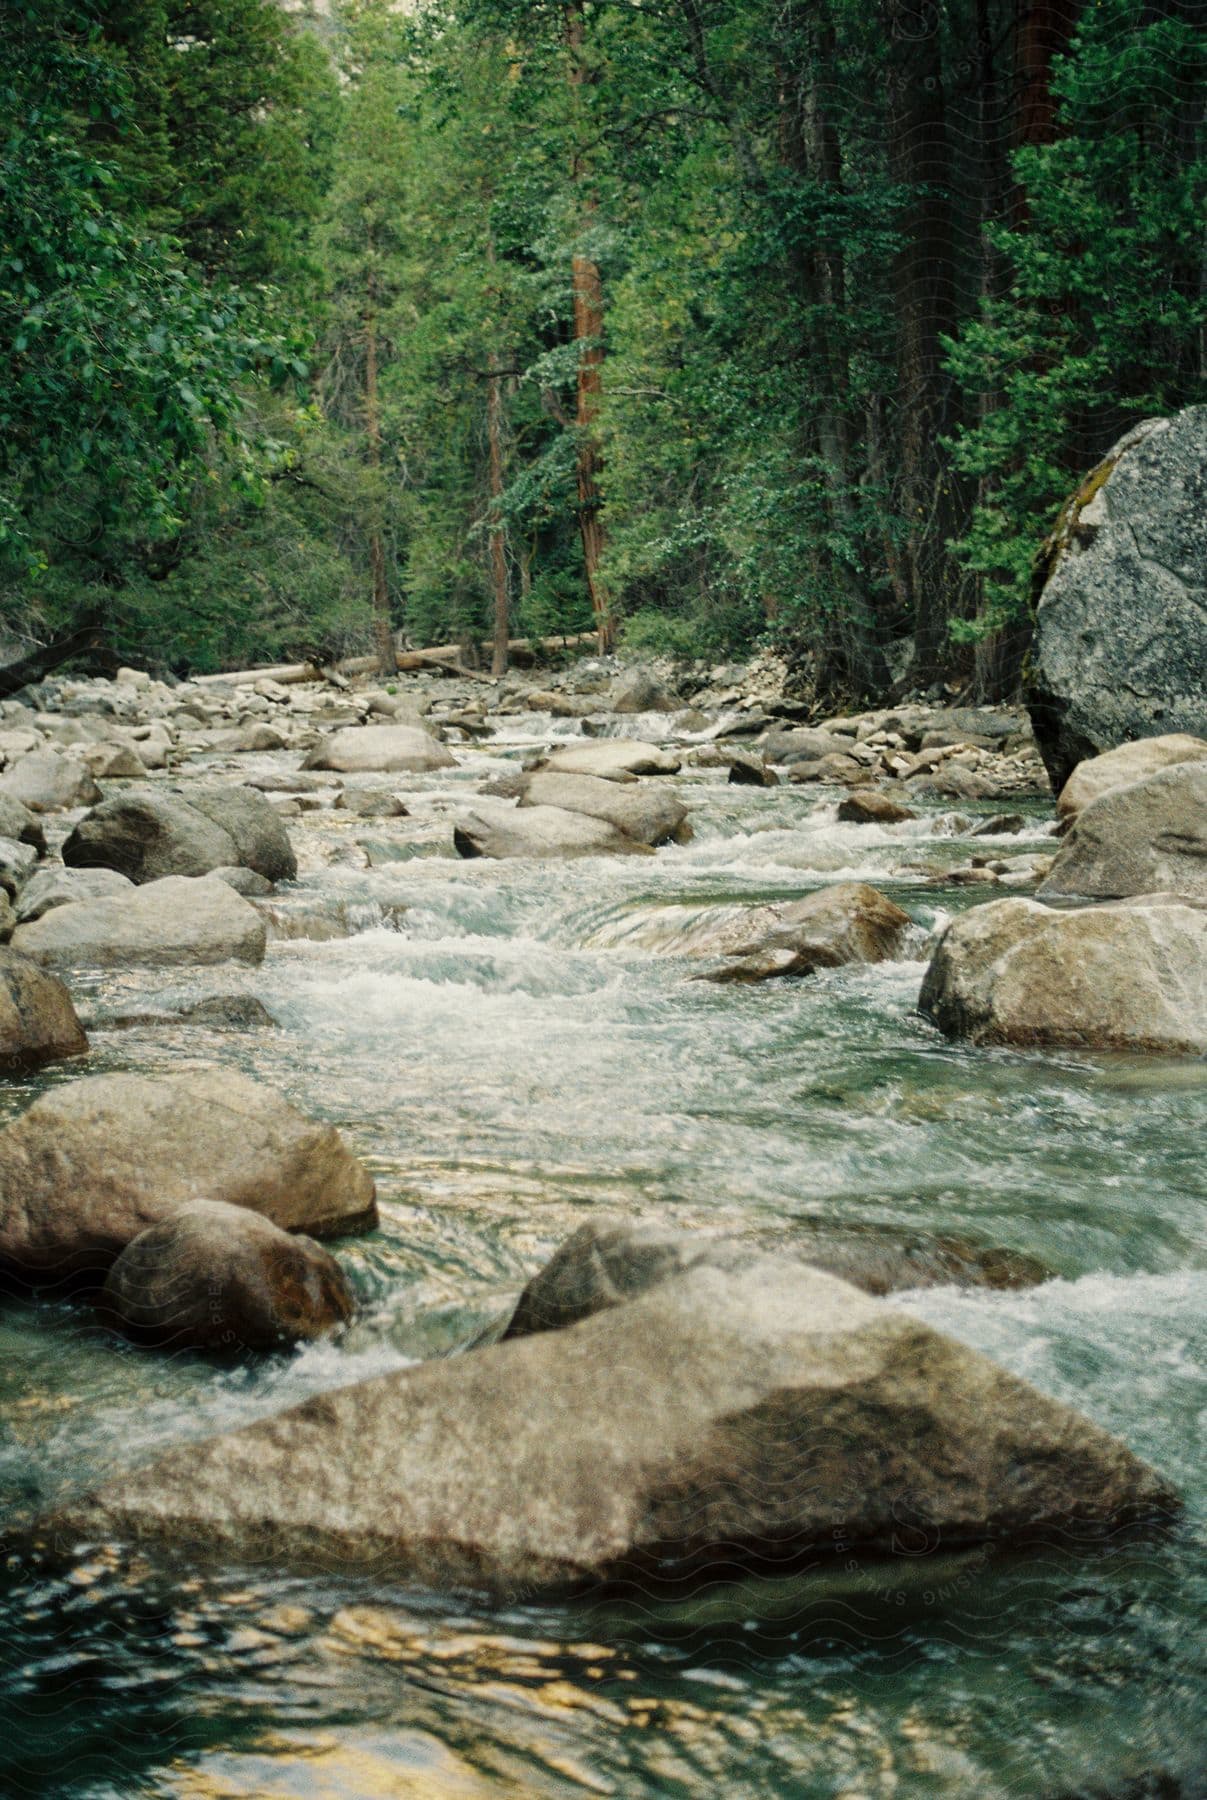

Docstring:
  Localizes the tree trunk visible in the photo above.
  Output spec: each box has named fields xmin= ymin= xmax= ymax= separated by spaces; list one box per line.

xmin=486 ymin=351 xmax=510 ymax=677
xmin=363 ymin=279 xmax=395 ymax=677
xmin=566 ymin=0 xmax=612 ymax=653
xmin=880 ymin=0 xmax=963 ymax=686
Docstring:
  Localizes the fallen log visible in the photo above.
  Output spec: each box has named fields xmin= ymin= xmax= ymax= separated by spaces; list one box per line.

xmin=188 ymin=631 xmax=599 ymax=691
xmin=0 ymin=614 xmax=113 ymax=700
xmin=191 ymin=662 xmax=323 ymax=688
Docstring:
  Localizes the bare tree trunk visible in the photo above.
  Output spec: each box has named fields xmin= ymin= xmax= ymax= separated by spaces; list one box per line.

xmin=566 ymin=0 xmax=612 ymax=653
xmin=486 ymin=350 xmax=510 ymax=677
xmin=363 ymin=278 xmax=395 ymax=677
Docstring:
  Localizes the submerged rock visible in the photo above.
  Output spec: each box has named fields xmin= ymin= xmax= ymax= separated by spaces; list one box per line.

xmin=1028 ymin=407 xmax=1207 ymax=789
xmin=0 ymin=949 xmax=88 ymax=1072
xmin=837 ymin=791 xmax=917 ymax=825
xmin=44 ymin=1231 xmax=1173 ymax=1596
xmin=62 ymin=788 xmax=296 ymax=885
xmin=520 ymin=770 xmax=690 ymax=846
xmin=100 ymin=1200 xmax=354 ymax=1353
xmin=10 ymin=874 xmax=268 ymax=969
xmin=1056 ymin=734 xmax=1207 ymax=825
xmin=692 ymin=882 xmax=911 ymax=983
xmin=0 ymin=1069 xmax=377 ymax=1281
xmin=920 ymin=894 xmax=1207 ymax=1053
xmin=453 ymin=801 xmax=652 ymax=860
xmin=302 ymin=725 xmax=455 ymax=774
xmin=1037 ymin=763 xmax=1207 ymax=902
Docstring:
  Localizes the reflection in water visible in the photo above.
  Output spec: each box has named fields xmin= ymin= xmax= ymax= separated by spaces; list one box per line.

xmin=1 ymin=750 xmax=1203 ymax=1798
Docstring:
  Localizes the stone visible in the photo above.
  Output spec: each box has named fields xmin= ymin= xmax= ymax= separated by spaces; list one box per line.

xmin=0 ymin=749 xmax=101 ymax=813
xmin=10 ymin=875 xmax=268 ymax=969
xmin=302 ymin=725 xmax=455 ymax=774
xmin=1056 ymin=734 xmax=1207 ymax=825
xmin=334 ymin=790 xmax=409 ymax=819
xmin=81 ymin=742 xmax=147 ymax=780
xmin=14 ymin=868 xmax=135 ymax=924
xmin=725 ymin=752 xmax=778 ymax=787
xmin=100 ymin=1200 xmax=354 ymax=1353
xmin=0 ymin=1069 xmax=377 ymax=1280
xmin=608 ymin=668 xmax=675 ymax=713
xmin=44 ymin=1232 xmax=1174 ymax=1596
xmin=1028 ymin=407 xmax=1207 ymax=790
xmin=0 ymin=837 xmax=39 ymax=898
xmin=686 ymin=882 xmax=911 ymax=982
xmin=209 ymin=865 xmax=274 ymax=897
xmin=62 ymin=788 xmax=296 ymax=885
xmin=0 ymin=949 xmax=88 ymax=1072
xmin=1037 ymin=763 xmax=1207 ymax=902
xmin=542 ymin=741 xmax=681 ymax=780
xmin=453 ymin=802 xmax=652 ymax=860
xmin=919 ymin=894 xmax=1207 ymax=1053
xmin=0 ymin=794 xmax=47 ymax=854
xmin=519 ymin=770 xmax=690 ymax=846
xmin=837 ymin=791 xmax=917 ymax=825
xmin=761 ymin=726 xmax=843 ymax=764
xmin=232 ymin=722 xmax=289 ymax=753
xmin=972 ymin=814 xmax=1026 ymax=836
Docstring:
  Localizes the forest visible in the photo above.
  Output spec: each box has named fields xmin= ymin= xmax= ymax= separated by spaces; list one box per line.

xmin=2 ymin=0 xmax=1204 ymax=699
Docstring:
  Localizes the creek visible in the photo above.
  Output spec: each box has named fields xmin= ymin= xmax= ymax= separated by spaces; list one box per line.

xmin=2 ymin=714 xmax=1204 ymax=1798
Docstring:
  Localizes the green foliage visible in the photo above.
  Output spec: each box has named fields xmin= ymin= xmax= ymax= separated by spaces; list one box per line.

xmin=946 ymin=0 xmax=1207 ymax=634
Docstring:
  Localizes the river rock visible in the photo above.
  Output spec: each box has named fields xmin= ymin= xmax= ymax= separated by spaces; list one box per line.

xmin=81 ymin=742 xmax=147 ymax=780
xmin=453 ymin=802 xmax=652 ymax=860
xmin=0 ymin=749 xmax=101 ymax=813
xmin=608 ymin=668 xmax=675 ymax=713
xmin=543 ymin=741 xmax=681 ymax=780
xmin=761 ymin=726 xmax=844 ymax=764
xmin=100 ymin=1200 xmax=354 ymax=1352
xmin=10 ymin=875 xmax=268 ymax=969
xmin=837 ymin=791 xmax=917 ymax=825
xmin=302 ymin=725 xmax=455 ymax=774
xmin=0 ymin=1069 xmax=377 ymax=1280
xmin=62 ymin=788 xmax=296 ymax=885
xmin=0 ymin=794 xmax=47 ymax=854
xmin=0 ymin=837 xmax=38 ymax=898
xmin=689 ymin=882 xmax=911 ymax=983
xmin=519 ymin=770 xmax=690 ymax=846
xmin=725 ymin=751 xmax=778 ymax=787
xmin=0 ymin=950 xmax=88 ymax=1072
xmin=43 ymin=1236 xmax=1173 ymax=1595
xmin=1028 ymin=408 xmax=1207 ymax=790
xmin=919 ymin=894 xmax=1207 ymax=1053
xmin=1037 ymin=763 xmax=1207 ymax=902
xmin=1056 ymin=734 xmax=1207 ymax=825
xmin=14 ymin=867 xmax=135 ymax=924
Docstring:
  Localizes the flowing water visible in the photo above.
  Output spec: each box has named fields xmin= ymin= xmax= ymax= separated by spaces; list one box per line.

xmin=2 ymin=719 xmax=1205 ymax=1798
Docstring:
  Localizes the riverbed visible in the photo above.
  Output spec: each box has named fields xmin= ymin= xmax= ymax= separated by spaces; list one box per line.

xmin=2 ymin=716 xmax=1204 ymax=1798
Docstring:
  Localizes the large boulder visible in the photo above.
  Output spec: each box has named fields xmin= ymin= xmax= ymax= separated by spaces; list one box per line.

xmin=302 ymin=725 xmax=455 ymax=774
xmin=0 ymin=749 xmax=101 ymax=814
xmin=920 ymin=894 xmax=1207 ymax=1053
xmin=0 ymin=1069 xmax=376 ymax=1280
xmin=608 ymin=668 xmax=675 ymax=714
xmin=100 ymin=1200 xmax=354 ymax=1353
xmin=1037 ymin=763 xmax=1207 ymax=902
xmin=10 ymin=874 xmax=268 ymax=969
xmin=1028 ymin=408 xmax=1207 ymax=790
xmin=453 ymin=801 xmax=652 ymax=860
xmin=543 ymin=741 xmax=681 ymax=780
xmin=1056 ymin=734 xmax=1207 ymax=824
xmin=14 ymin=867 xmax=135 ymax=924
xmin=519 ymin=770 xmax=690 ymax=847
xmin=62 ymin=787 xmax=296 ymax=884
xmin=634 ymin=883 xmax=911 ymax=982
xmin=0 ymin=950 xmax=88 ymax=1072
xmin=42 ymin=1235 xmax=1172 ymax=1596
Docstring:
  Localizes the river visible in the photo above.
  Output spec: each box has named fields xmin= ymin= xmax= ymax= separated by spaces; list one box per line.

xmin=2 ymin=711 xmax=1204 ymax=1798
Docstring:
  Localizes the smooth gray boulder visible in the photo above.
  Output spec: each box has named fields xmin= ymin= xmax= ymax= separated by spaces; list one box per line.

xmin=10 ymin=874 xmax=268 ymax=969
xmin=0 ymin=949 xmax=88 ymax=1072
xmin=14 ymin=867 xmax=135 ymax=924
xmin=1028 ymin=408 xmax=1207 ymax=790
xmin=43 ymin=1237 xmax=1173 ymax=1595
xmin=1055 ymin=734 xmax=1207 ymax=824
xmin=1037 ymin=763 xmax=1207 ymax=902
xmin=0 ymin=837 xmax=38 ymax=898
xmin=0 ymin=794 xmax=47 ymax=854
xmin=302 ymin=725 xmax=455 ymax=774
xmin=454 ymin=802 xmax=652 ymax=860
xmin=608 ymin=668 xmax=675 ymax=713
xmin=543 ymin=741 xmax=681 ymax=779
xmin=0 ymin=1069 xmax=377 ymax=1280
xmin=62 ymin=787 xmax=296 ymax=884
xmin=0 ymin=749 xmax=101 ymax=814
xmin=519 ymin=770 xmax=690 ymax=846
xmin=100 ymin=1200 xmax=354 ymax=1352
xmin=920 ymin=894 xmax=1207 ymax=1052
xmin=761 ymin=726 xmax=845 ymax=764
